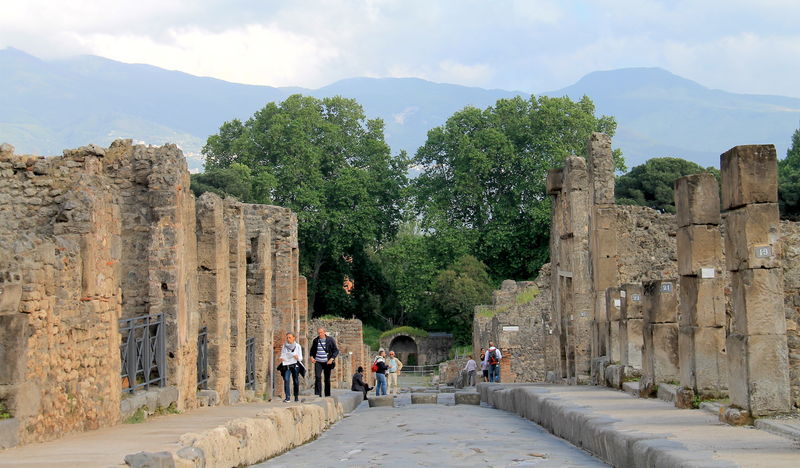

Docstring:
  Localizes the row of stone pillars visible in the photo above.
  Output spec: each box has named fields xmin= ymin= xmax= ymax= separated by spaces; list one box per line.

xmin=549 ymin=134 xmax=792 ymax=421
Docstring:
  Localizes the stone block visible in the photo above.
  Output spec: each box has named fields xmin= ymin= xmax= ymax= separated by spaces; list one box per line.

xmin=0 ymin=282 xmax=21 ymax=314
xmin=411 ymin=393 xmax=437 ymax=404
xmin=731 ymin=268 xmax=786 ymax=336
xmin=674 ymin=173 xmax=721 ymax=227
xmin=678 ymin=276 xmax=726 ymax=328
xmin=124 ymin=451 xmax=176 ymax=468
xmin=626 ymin=318 xmax=644 ymax=368
xmin=727 ymin=333 xmax=791 ymax=416
xmin=678 ymin=326 xmax=695 ymax=389
xmin=677 ymin=225 xmax=723 ymax=276
xmin=720 ymin=144 xmax=778 ymax=210
xmin=454 ymin=392 xmax=481 ymax=405
xmin=605 ymin=287 xmax=621 ymax=321
xmin=156 ymin=386 xmax=179 ymax=409
xmin=197 ymin=389 xmax=219 ymax=407
xmin=609 ymin=320 xmax=621 ymax=363
xmin=0 ymin=315 xmax=27 ymax=384
xmin=652 ymin=323 xmax=679 ymax=383
xmin=620 ymin=283 xmax=643 ymax=320
xmin=0 ymin=418 xmax=19 ymax=449
xmin=724 ymin=203 xmax=781 ymax=271
xmin=643 ymin=280 xmax=678 ymax=324
xmin=368 ymin=395 xmax=395 ymax=407
xmin=546 ymin=168 xmax=563 ymax=195
xmin=674 ymin=386 xmax=695 ymax=409
xmin=563 ymin=156 xmax=589 ymax=192
xmin=604 ymin=364 xmax=625 ymax=389
xmin=720 ymin=406 xmax=753 ymax=426
xmin=692 ymin=327 xmax=728 ymax=398
xmin=587 ymin=132 xmax=615 ymax=205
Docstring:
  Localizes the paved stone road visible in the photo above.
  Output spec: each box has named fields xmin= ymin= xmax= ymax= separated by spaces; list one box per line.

xmin=255 ymin=395 xmax=607 ymax=468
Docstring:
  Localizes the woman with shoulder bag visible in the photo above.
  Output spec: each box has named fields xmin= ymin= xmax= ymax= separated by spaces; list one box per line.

xmin=279 ymin=332 xmax=303 ymax=402
xmin=373 ymin=348 xmax=388 ymax=396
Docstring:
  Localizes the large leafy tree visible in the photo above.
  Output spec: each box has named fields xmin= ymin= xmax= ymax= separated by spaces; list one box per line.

xmin=413 ymin=95 xmax=620 ymax=281
xmin=779 ymin=127 xmax=800 ymax=219
xmin=616 ymin=157 xmax=719 ymax=213
xmin=198 ymin=95 xmax=409 ymax=315
xmin=430 ymin=255 xmax=494 ymax=344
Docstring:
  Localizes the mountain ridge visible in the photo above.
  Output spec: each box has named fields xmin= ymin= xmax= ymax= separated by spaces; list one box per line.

xmin=1 ymin=48 xmax=798 ymax=170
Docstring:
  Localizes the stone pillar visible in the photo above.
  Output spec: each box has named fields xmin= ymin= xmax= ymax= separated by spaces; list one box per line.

xmin=605 ymin=287 xmax=622 ymax=363
xmin=588 ymin=133 xmax=617 ymax=377
xmin=619 ymin=283 xmax=643 ymax=368
xmin=224 ymin=200 xmax=247 ymax=392
xmin=195 ymin=193 xmax=231 ymax=402
xmin=674 ymin=174 xmax=727 ymax=404
xmin=721 ymin=145 xmax=790 ymax=418
xmin=640 ymin=279 xmax=679 ymax=396
xmin=298 ymin=276 xmax=309 ymax=355
xmin=245 ymin=228 xmax=273 ymax=398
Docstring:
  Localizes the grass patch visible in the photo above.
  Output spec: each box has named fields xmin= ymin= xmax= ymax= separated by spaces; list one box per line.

xmin=515 ymin=287 xmax=540 ymax=305
xmin=379 ymin=326 xmax=429 ymax=340
xmin=153 ymin=403 xmax=180 ymax=416
xmin=0 ymin=402 xmax=12 ymax=420
xmin=449 ymin=345 xmax=472 ymax=359
xmin=475 ymin=306 xmax=496 ymax=318
xmin=317 ymin=314 xmax=344 ymax=321
xmin=123 ymin=407 xmax=146 ymax=424
xmin=363 ymin=324 xmax=382 ymax=350
xmin=622 ymin=375 xmax=640 ymax=383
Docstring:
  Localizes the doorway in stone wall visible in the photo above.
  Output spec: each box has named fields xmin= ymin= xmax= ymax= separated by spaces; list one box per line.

xmin=389 ymin=335 xmax=418 ymax=366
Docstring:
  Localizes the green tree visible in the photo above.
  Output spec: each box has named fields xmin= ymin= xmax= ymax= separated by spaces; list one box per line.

xmin=197 ymin=95 xmax=409 ymax=316
xmin=616 ymin=157 xmax=719 ymax=213
xmin=430 ymin=255 xmax=494 ymax=344
xmin=413 ymin=95 xmax=620 ymax=281
xmin=779 ymin=127 xmax=800 ymax=219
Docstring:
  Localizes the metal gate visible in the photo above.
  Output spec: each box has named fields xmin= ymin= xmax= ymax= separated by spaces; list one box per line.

xmin=120 ymin=313 xmax=166 ymax=393
xmin=197 ymin=327 xmax=209 ymax=389
xmin=245 ymin=337 xmax=256 ymax=390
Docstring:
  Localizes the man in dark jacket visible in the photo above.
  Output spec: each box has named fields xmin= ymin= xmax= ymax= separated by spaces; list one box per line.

xmin=310 ymin=327 xmax=340 ymax=397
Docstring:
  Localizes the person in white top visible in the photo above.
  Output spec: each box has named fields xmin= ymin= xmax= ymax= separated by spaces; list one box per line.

xmin=463 ymin=355 xmax=477 ymax=386
xmin=279 ymin=332 xmax=303 ymax=402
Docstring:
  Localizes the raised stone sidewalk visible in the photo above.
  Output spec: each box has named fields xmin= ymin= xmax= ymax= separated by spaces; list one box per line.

xmin=0 ymin=391 xmax=363 ymax=467
xmin=479 ymin=383 xmax=799 ymax=468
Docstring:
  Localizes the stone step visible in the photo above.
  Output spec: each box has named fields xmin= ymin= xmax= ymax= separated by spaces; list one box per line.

xmin=410 ymin=393 xmax=437 ymax=404
xmin=367 ymin=395 xmax=395 ymax=408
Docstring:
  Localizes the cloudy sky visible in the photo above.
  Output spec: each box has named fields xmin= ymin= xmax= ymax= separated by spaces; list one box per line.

xmin=2 ymin=0 xmax=799 ymax=96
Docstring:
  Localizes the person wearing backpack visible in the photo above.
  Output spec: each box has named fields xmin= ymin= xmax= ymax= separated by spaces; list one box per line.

xmin=486 ymin=342 xmax=502 ymax=383
xmin=373 ymin=349 xmax=389 ymax=396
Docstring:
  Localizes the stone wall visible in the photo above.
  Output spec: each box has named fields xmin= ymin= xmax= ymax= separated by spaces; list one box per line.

xmin=0 ymin=141 xmax=314 ymax=446
xmin=781 ymin=220 xmax=800 ymax=408
xmin=308 ymin=318 xmax=369 ymax=390
xmin=378 ymin=332 xmax=453 ymax=366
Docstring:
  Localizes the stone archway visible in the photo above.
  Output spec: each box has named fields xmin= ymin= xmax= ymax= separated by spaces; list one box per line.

xmin=389 ymin=335 xmax=419 ymax=366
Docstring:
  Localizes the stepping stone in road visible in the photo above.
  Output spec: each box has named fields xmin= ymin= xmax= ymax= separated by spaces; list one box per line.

xmin=411 ymin=393 xmax=438 ymax=404
xmin=455 ymin=392 xmax=481 ymax=405
xmin=368 ymin=395 xmax=395 ymax=407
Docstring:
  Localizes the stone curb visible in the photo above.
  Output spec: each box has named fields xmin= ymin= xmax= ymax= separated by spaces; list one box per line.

xmin=124 ymin=396 xmax=350 ymax=468
xmin=754 ymin=419 xmax=800 ymax=443
xmin=410 ymin=393 xmax=437 ymax=404
xmin=477 ymin=384 xmax=736 ymax=468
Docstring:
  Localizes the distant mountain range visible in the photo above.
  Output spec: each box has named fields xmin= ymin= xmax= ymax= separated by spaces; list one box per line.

xmin=1 ymin=47 xmax=798 ymax=171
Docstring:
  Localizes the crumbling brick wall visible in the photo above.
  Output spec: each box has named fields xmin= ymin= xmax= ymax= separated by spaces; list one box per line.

xmin=0 ymin=140 xmax=315 ymax=446
xmin=309 ymin=318 xmax=367 ymax=390
xmin=781 ymin=220 xmax=800 ymax=407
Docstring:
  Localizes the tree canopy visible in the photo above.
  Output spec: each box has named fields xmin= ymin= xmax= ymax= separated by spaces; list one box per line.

xmin=779 ymin=127 xmax=800 ymax=219
xmin=412 ymin=94 xmax=620 ymax=281
xmin=195 ymin=94 xmax=409 ymax=317
xmin=615 ymin=157 xmax=719 ymax=213
xmin=429 ymin=255 xmax=494 ymax=344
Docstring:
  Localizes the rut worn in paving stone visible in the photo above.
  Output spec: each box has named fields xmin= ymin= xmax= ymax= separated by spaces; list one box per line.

xmin=255 ymin=400 xmax=607 ymax=467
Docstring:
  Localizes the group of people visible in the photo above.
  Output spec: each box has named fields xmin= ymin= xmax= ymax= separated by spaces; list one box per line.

xmin=276 ymin=327 xmax=405 ymax=402
xmin=351 ymin=347 xmax=404 ymax=400
xmin=462 ymin=341 xmax=503 ymax=386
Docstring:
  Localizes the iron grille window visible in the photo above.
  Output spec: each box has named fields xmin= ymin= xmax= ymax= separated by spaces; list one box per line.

xmin=245 ymin=337 xmax=256 ymax=390
xmin=197 ymin=327 xmax=209 ymax=390
xmin=120 ymin=313 xmax=166 ymax=394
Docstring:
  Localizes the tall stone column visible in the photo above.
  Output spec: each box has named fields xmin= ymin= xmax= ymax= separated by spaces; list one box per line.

xmin=721 ymin=145 xmax=790 ymax=419
xmin=588 ymin=133 xmax=617 ymax=376
xmin=606 ymin=287 xmax=622 ymax=363
xmin=245 ymin=228 xmax=273 ymax=398
xmin=640 ymin=279 xmax=679 ymax=396
xmin=224 ymin=200 xmax=247 ymax=393
xmin=619 ymin=283 xmax=643 ymax=368
xmin=674 ymin=174 xmax=727 ymax=406
xmin=196 ymin=193 xmax=231 ymax=402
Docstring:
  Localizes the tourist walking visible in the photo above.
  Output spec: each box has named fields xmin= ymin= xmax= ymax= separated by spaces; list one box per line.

xmin=310 ymin=327 xmax=339 ymax=397
xmin=373 ymin=349 xmax=388 ymax=396
xmin=351 ymin=366 xmax=372 ymax=400
xmin=386 ymin=350 xmax=403 ymax=395
xmin=486 ymin=342 xmax=502 ymax=383
xmin=464 ymin=355 xmax=477 ymax=386
xmin=480 ymin=347 xmax=489 ymax=382
xmin=278 ymin=332 xmax=303 ymax=402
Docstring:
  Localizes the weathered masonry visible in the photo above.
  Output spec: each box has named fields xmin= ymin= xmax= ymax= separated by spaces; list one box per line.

xmin=0 ymin=141 xmax=308 ymax=447
xmin=474 ymin=134 xmax=800 ymax=421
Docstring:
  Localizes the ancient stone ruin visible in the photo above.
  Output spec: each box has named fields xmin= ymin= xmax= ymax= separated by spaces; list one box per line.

xmin=475 ymin=134 xmax=800 ymax=422
xmin=0 ymin=141 xmax=308 ymax=447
